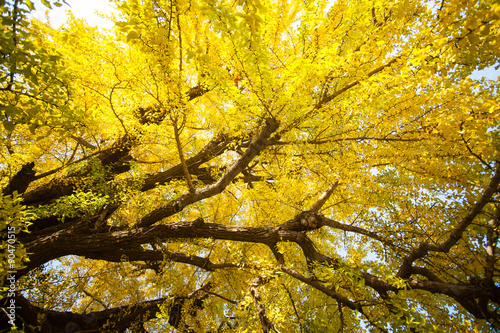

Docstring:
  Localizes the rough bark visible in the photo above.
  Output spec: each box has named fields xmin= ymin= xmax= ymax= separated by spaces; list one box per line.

xmin=3 ymin=162 xmax=36 ymax=196
xmin=3 ymin=111 xmax=500 ymax=330
xmin=1 ymin=285 xmax=210 ymax=332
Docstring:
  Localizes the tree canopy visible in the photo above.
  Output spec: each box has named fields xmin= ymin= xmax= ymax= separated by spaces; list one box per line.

xmin=1 ymin=0 xmax=500 ymax=331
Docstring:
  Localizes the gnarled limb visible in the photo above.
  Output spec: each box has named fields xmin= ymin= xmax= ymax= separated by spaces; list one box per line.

xmin=309 ymin=181 xmax=339 ymax=213
xmin=397 ymin=163 xmax=500 ymax=279
xmin=4 ymin=284 xmax=211 ymax=332
xmin=249 ymin=277 xmax=281 ymax=333
xmin=2 ymin=162 xmax=36 ymax=196
xmin=137 ymin=118 xmax=279 ymax=227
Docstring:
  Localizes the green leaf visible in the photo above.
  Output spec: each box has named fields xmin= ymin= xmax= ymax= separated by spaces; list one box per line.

xmin=126 ymin=30 xmax=140 ymax=42
xmin=41 ymin=0 xmax=52 ymax=8
xmin=129 ymin=17 xmax=140 ymax=24
xmin=29 ymin=123 xmax=38 ymax=134
xmin=25 ymin=0 xmax=35 ymax=11
xmin=3 ymin=105 xmax=17 ymax=118
xmin=3 ymin=120 xmax=15 ymax=132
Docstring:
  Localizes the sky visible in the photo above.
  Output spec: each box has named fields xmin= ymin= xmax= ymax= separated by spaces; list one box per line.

xmin=30 ymin=0 xmax=499 ymax=81
xmin=31 ymin=0 xmax=117 ymax=29
xmin=472 ymin=66 xmax=500 ymax=81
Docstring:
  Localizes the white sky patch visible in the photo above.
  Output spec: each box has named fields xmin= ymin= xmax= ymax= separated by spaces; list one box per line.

xmin=30 ymin=0 xmax=117 ymax=29
xmin=27 ymin=1 xmax=500 ymax=83
xmin=470 ymin=65 xmax=500 ymax=81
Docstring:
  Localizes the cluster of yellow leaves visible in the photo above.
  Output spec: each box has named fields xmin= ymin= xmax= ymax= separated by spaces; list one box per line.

xmin=6 ymin=0 xmax=499 ymax=331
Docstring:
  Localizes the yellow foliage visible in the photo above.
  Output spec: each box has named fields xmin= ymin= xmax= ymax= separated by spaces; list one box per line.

xmin=1 ymin=0 xmax=499 ymax=331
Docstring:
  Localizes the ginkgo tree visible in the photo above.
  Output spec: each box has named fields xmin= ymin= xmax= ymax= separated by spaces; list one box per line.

xmin=1 ymin=0 xmax=500 ymax=331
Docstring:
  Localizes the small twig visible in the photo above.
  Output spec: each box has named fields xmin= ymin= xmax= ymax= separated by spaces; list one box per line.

xmin=461 ymin=135 xmax=493 ymax=171
xmin=82 ymin=289 xmax=109 ymax=309
xmin=283 ymin=284 xmax=303 ymax=333
xmin=337 ymin=300 xmax=344 ymax=333
xmin=360 ymin=310 xmax=389 ymax=333
xmin=32 ymin=150 xmax=105 ymax=180
xmin=109 ymin=83 xmax=130 ymax=136
xmin=205 ymin=290 xmax=238 ymax=305
xmin=176 ymin=3 xmax=183 ymax=76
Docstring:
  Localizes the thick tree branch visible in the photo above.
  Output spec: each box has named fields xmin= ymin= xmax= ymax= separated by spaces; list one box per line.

xmin=139 ymin=133 xmax=233 ymax=191
xmin=278 ymin=212 xmax=395 ymax=248
xmin=309 ymin=182 xmax=339 ymax=212
xmin=5 ymin=284 xmax=211 ymax=332
xmin=480 ymin=204 xmax=500 ymax=318
xmin=7 ymin=292 xmax=164 ymax=332
xmin=21 ymin=214 xmax=335 ymax=277
xmin=22 ymin=133 xmax=233 ymax=235
xmin=137 ymin=118 xmax=279 ymax=227
xmin=17 ymin=216 xmax=500 ymax=324
xmin=250 ymin=277 xmax=281 ymax=333
xmin=485 ymin=205 xmax=500 ymax=284
xmin=407 ymin=279 xmax=499 ymax=304
xmin=22 ymin=138 xmax=134 ymax=206
xmin=3 ymin=162 xmax=36 ymax=196
xmin=397 ymin=163 xmax=500 ymax=279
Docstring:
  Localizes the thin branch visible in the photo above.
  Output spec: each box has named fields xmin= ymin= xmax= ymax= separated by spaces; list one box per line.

xmin=31 ymin=148 xmax=111 ymax=181
xmin=280 ymin=57 xmax=400 ymax=134
xmin=82 ymin=289 xmax=109 ymax=310
xmin=70 ymin=135 xmax=97 ymax=150
xmin=319 ymin=215 xmax=396 ymax=248
xmin=176 ymin=4 xmax=183 ymax=76
xmin=109 ymin=83 xmax=130 ymax=137
xmin=8 ymin=0 xmax=20 ymax=89
xmin=274 ymin=136 xmax=422 ymax=146
xmin=281 ymin=267 xmax=361 ymax=311
xmin=205 ymin=290 xmax=238 ymax=305
xmin=149 ymin=240 xmax=240 ymax=272
xmin=283 ymin=284 xmax=303 ymax=333
xmin=172 ymin=115 xmax=195 ymax=193
xmin=360 ymin=310 xmax=389 ymax=333
xmin=337 ymin=300 xmax=344 ymax=333
xmin=67 ymin=142 xmax=79 ymax=165
xmin=461 ymin=135 xmax=493 ymax=171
